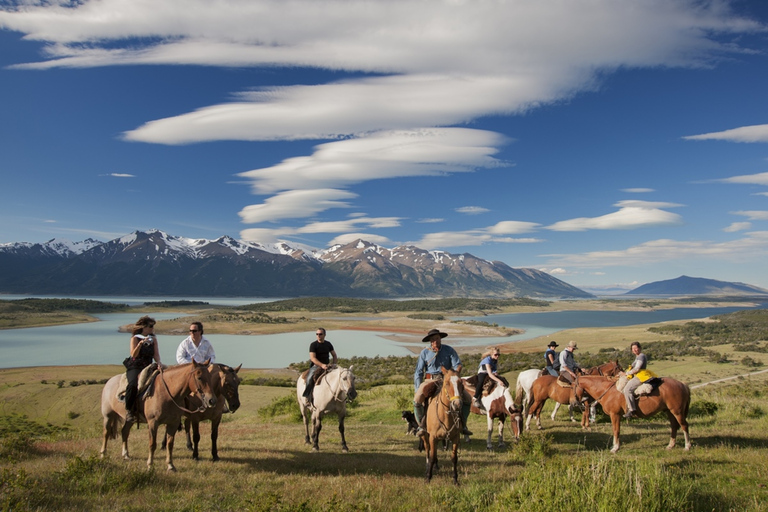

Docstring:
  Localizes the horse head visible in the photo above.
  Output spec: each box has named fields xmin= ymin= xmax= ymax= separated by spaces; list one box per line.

xmin=439 ymin=366 xmax=463 ymax=412
xmin=190 ymin=359 xmax=217 ymax=410
xmin=338 ymin=365 xmax=357 ymax=401
xmin=570 ymin=375 xmax=586 ymax=411
xmin=219 ymin=363 xmax=242 ymax=413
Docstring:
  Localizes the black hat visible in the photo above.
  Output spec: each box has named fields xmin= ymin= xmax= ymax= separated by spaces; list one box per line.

xmin=422 ymin=329 xmax=448 ymax=342
xmin=548 ymin=341 xmax=559 ymax=348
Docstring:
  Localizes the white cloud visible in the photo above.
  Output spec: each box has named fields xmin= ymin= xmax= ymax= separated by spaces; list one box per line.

xmin=416 ymin=218 xmax=444 ymax=224
xmin=724 ymin=222 xmax=751 ymax=232
xmin=546 ymin=200 xmax=684 ymax=232
xmin=718 ymin=171 xmax=768 ymax=186
xmin=543 ymin=231 xmax=768 ymax=268
xmin=683 ymin=124 xmax=768 ymax=143
xmin=732 ymin=210 xmax=768 ymax=221
xmin=328 ymin=233 xmax=393 ymax=246
xmin=238 ymin=189 xmax=356 ymax=224
xmin=455 ymin=206 xmax=490 ymax=215
xmin=621 ymin=188 xmax=655 ymax=193
xmin=100 ymin=172 xmax=135 ymax=178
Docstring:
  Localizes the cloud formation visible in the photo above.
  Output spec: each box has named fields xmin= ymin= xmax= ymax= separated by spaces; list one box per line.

xmin=546 ymin=201 xmax=684 ymax=232
xmin=683 ymin=124 xmax=768 ymax=143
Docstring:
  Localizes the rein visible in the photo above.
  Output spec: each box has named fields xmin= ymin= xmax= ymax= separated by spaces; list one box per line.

xmin=432 ymin=380 xmax=461 ymax=436
xmin=158 ymin=364 xmax=208 ymax=415
xmin=576 ymin=376 xmax=614 ymax=405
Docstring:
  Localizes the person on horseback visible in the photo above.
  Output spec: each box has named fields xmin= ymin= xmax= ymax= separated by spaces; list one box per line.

xmin=123 ymin=315 xmax=162 ymax=424
xmin=471 ymin=346 xmax=505 ymax=411
xmin=558 ymin=340 xmax=581 ymax=384
xmin=544 ymin=340 xmax=560 ymax=376
xmin=413 ymin=329 xmax=473 ymax=436
xmin=301 ymin=327 xmax=338 ymax=408
xmin=623 ymin=341 xmax=649 ymax=419
xmin=176 ymin=321 xmax=216 ymax=364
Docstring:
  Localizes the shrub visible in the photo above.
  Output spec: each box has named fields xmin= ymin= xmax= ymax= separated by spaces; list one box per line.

xmin=690 ymin=400 xmax=719 ymax=417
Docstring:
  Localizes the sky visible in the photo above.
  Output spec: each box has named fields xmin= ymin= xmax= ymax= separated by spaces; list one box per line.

xmin=1 ymin=0 xmax=768 ymax=294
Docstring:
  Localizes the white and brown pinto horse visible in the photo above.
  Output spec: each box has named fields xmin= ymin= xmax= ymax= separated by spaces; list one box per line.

xmin=572 ymin=374 xmax=691 ymax=453
xmin=100 ymin=360 xmax=217 ymax=471
xmin=463 ymin=377 xmax=522 ymax=450
xmin=296 ymin=365 xmax=357 ymax=452
xmin=162 ymin=363 xmax=242 ymax=461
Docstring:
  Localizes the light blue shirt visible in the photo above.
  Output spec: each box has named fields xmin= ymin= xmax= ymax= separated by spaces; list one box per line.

xmin=414 ymin=345 xmax=461 ymax=391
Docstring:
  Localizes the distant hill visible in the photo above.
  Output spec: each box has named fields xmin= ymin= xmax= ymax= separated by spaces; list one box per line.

xmin=0 ymin=230 xmax=593 ymax=299
xmin=625 ymin=275 xmax=768 ymax=297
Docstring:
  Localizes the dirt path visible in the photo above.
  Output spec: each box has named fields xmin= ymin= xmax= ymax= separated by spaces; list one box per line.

xmin=690 ymin=368 xmax=768 ymax=389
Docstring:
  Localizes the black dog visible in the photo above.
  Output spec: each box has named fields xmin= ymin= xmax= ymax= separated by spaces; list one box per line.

xmin=401 ymin=410 xmax=419 ymax=435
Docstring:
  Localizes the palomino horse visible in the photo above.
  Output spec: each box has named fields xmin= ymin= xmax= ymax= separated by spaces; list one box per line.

xmin=420 ymin=367 xmax=463 ymax=484
xmin=162 ymin=363 xmax=242 ymax=461
xmin=524 ymin=360 xmax=621 ymax=431
xmin=100 ymin=360 xmax=217 ymax=471
xmin=463 ymin=377 xmax=522 ymax=450
xmin=296 ymin=365 xmax=357 ymax=452
xmin=572 ymin=374 xmax=691 ymax=453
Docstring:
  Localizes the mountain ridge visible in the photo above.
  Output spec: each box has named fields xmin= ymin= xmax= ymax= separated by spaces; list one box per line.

xmin=0 ymin=230 xmax=591 ymax=299
xmin=625 ymin=275 xmax=768 ymax=296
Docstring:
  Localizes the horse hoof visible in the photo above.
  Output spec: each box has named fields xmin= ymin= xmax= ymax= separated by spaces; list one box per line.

xmin=342 ymin=447 xmax=349 ymax=453
xmin=311 ymin=447 xmax=319 ymax=453
xmin=167 ymin=465 xmax=176 ymax=472
xmin=212 ymin=456 xmax=220 ymax=462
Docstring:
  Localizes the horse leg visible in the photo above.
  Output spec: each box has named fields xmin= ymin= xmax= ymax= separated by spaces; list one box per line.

xmin=146 ymin=421 xmax=159 ymax=468
xmin=185 ymin=417 xmax=193 ymax=451
xmin=567 ymin=403 xmax=577 ymax=423
xmin=425 ymin=437 xmax=438 ymax=482
xmin=120 ymin=419 xmax=132 ymax=460
xmin=581 ymin=406 xmax=590 ymax=430
xmin=191 ymin=419 xmax=201 ymax=461
xmin=451 ymin=439 xmax=459 ymax=486
xmin=210 ymin=416 xmax=221 ymax=461
xmin=486 ymin=415 xmax=494 ymax=450
xmin=551 ymin=402 xmax=561 ymax=421
xmin=301 ymin=407 xmax=311 ymax=445
xmin=311 ymin=412 xmax=322 ymax=452
xmin=609 ymin=413 xmax=621 ymax=453
xmin=338 ymin=413 xmax=349 ymax=453
xmin=164 ymin=421 xmax=178 ymax=472
xmin=497 ymin=417 xmax=506 ymax=449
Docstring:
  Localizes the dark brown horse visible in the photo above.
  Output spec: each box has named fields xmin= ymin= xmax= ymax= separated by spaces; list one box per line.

xmin=572 ymin=374 xmax=691 ymax=453
xmin=100 ymin=360 xmax=217 ymax=471
xmin=525 ymin=360 xmax=621 ymax=430
xmin=162 ymin=363 xmax=242 ymax=461
xmin=420 ymin=367 xmax=463 ymax=484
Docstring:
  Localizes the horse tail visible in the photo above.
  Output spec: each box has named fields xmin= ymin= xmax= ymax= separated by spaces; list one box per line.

xmin=104 ymin=413 xmax=120 ymax=440
xmin=514 ymin=376 xmax=524 ymax=407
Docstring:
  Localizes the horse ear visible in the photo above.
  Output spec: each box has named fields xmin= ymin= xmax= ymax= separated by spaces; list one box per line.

xmin=234 ymin=364 xmax=242 ymax=373
xmin=348 ymin=365 xmax=354 ymax=372
xmin=440 ymin=366 xmax=448 ymax=375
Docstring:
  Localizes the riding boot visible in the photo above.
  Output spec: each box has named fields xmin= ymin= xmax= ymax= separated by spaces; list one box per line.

xmin=461 ymin=403 xmax=473 ymax=436
xmin=414 ymin=403 xmax=426 ymax=434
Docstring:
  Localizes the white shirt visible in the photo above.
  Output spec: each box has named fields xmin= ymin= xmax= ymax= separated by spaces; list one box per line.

xmin=176 ymin=335 xmax=216 ymax=364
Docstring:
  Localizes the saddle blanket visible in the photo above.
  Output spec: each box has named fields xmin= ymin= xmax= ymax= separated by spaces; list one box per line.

xmin=115 ymin=363 xmax=166 ymax=402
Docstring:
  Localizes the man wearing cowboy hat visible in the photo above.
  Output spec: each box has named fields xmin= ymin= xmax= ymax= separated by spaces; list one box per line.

xmin=558 ymin=340 xmax=582 ymax=384
xmin=544 ymin=340 xmax=560 ymax=376
xmin=413 ymin=328 xmax=473 ymax=436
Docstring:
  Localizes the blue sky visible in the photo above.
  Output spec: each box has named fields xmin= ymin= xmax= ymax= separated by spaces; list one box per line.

xmin=2 ymin=0 xmax=768 ymax=293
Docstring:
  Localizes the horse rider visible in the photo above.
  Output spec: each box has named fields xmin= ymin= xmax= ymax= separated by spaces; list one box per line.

xmin=544 ymin=340 xmax=560 ymax=376
xmin=472 ymin=346 xmax=505 ymax=412
xmin=176 ymin=321 xmax=216 ymax=364
xmin=301 ymin=327 xmax=338 ymax=408
xmin=123 ymin=315 xmax=162 ymax=423
xmin=623 ymin=341 xmax=651 ymax=419
xmin=413 ymin=328 xmax=473 ymax=436
xmin=558 ymin=340 xmax=582 ymax=384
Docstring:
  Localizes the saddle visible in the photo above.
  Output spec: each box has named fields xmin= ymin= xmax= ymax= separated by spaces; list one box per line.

xmin=556 ymin=375 xmax=572 ymax=388
xmin=300 ymin=366 xmax=329 ymax=385
xmin=616 ymin=376 xmax=662 ymax=396
xmin=116 ymin=363 xmax=163 ymax=402
xmin=464 ymin=374 xmax=509 ymax=396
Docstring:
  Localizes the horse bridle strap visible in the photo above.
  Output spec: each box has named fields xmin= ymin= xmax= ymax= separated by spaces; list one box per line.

xmin=576 ymin=376 xmax=613 ymax=405
xmin=158 ymin=365 xmax=207 ymax=414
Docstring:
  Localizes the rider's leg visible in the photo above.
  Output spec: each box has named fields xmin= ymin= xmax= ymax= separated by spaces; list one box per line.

xmin=623 ymin=377 xmax=640 ymax=418
xmin=461 ymin=389 xmax=474 ymax=436
xmin=472 ymin=373 xmax=487 ymax=410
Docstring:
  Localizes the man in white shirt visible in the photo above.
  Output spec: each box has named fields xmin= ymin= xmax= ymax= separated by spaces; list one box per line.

xmin=176 ymin=321 xmax=216 ymax=365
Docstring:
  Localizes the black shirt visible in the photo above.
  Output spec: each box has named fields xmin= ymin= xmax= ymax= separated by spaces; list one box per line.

xmin=309 ymin=340 xmax=335 ymax=366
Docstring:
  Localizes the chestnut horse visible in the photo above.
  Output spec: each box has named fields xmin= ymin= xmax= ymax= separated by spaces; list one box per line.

xmin=572 ymin=374 xmax=691 ymax=453
xmin=162 ymin=363 xmax=242 ymax=461
xmin=525 ymin=360 xmax=621 ymax=431
xmin=100 ymin=360 xmax=217 ymax=471
xmin=420 ymin=367 xmax=463 ymax=484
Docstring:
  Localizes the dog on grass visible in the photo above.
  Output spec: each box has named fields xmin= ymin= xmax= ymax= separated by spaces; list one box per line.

xmin=401 ymin=410 xmax=419 ymax=435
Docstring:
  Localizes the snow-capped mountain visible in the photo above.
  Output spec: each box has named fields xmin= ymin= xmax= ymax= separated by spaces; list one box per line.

xmin=0 ymin=230 xmax=591 ymax=298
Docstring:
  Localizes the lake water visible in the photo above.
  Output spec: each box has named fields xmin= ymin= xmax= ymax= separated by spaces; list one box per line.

xmin=0 ymin=298 xmax=764 ymax=369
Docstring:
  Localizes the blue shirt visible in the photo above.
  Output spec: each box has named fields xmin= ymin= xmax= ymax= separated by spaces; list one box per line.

xmin=414 ymin=345 xmax=461 ymax=391
xmin=477 ymin=355 xmax=497 ymax=374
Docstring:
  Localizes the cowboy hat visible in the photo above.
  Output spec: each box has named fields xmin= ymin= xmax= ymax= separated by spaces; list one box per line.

xmin=422 ymin=328 xmax=448 ymax=342
xmin=548 ymin=341 xmax=559 ymax=348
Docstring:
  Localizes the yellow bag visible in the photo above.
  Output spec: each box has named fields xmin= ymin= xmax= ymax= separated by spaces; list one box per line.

xmin=636 ymin=369 xmax=658 ymax=382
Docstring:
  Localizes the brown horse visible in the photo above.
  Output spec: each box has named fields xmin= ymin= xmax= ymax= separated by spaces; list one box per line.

xmin=100 ymin=360 xmax=217 ymax=471
xmin=572 ymin=374 xmax=691 ymax=453
xmin=525 ymin=360 xmax=621 ymax=431
xmin=420 ymin=367 xmax=463 ymax=484
xmin=162 ymin=363 xmax=242 ymax=461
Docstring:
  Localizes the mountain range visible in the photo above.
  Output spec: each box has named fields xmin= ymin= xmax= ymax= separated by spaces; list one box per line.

xmin=624 ymin=275 xmax=768 ymax=297
xmin=0 ymin=230 xmax=592 ymax=299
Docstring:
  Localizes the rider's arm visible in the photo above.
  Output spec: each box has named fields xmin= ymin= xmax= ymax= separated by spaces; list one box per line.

xmin=330 ymin=349 xmax=338 ymax=365
xmin=309 ymin=351 xmax=326 ymax=369
xmin=176 ymin=340 xmax=189 ymax=364
xmin=414 ymin=352 xmax=426 ymax=391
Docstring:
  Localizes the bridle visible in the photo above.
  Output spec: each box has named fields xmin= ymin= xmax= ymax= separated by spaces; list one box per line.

xmin=158 ymin=364 xmax=210 ymax=414
xmin=574 ymin=375 xmax=613 ymax=406
xmin=328 ymin=367 xmax=356 ymax=403
xmin=432 ymin=376 xmax=462 ymax=435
